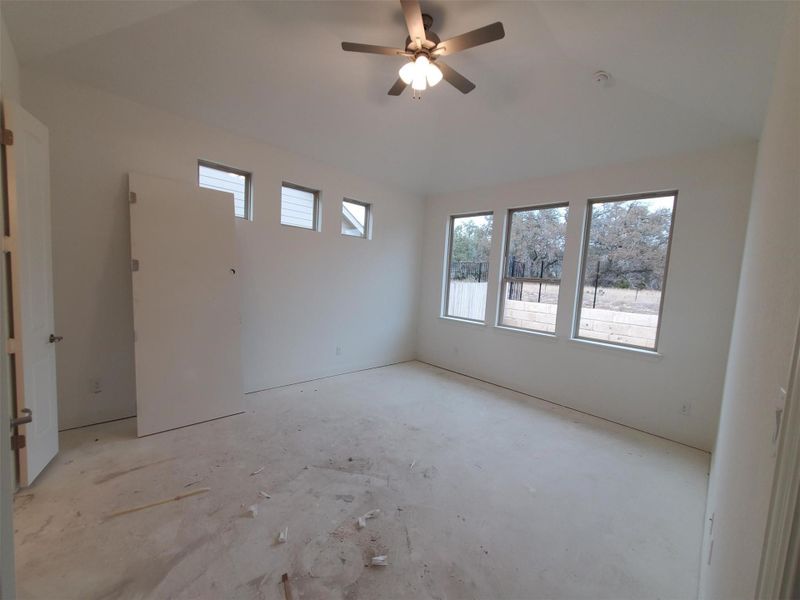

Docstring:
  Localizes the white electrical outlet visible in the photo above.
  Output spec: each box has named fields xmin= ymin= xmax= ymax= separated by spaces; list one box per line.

xmin=681 ymin=402 xmax=691 ymax=415
xmin=91 ymin=378 xmax=102 ymax=394
xmin=335 ymin=346 xmax=343 ymax=356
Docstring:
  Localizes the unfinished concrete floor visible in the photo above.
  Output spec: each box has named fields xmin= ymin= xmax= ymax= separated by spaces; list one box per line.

xmin=13 ymin=361 xmax=709 ymax=599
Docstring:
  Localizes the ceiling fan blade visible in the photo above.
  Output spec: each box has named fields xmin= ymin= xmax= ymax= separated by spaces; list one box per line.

xmin=437 ymin=61 xmax=476 ymax=94
xmin=434 ymin=22 xmax=505 ymax=56
xmin=388 ymin=77 xmax=408 ymax=96
xmin=341 ymin=42 xmax=410 ymax=56
xmin=400 ymin=0 xmax=427 ymax=49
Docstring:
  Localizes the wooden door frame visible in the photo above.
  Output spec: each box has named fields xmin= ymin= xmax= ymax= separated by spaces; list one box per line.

xmin=757 ymin=309 xmax=800 ymax=598
xmin=2 ymin=102 xmax=29 ymax=486
xmin=0 ymin=100 xmax=17 ymax=599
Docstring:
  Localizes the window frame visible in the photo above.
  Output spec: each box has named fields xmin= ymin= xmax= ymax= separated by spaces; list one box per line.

xmin=497 ymin=202 xmax=570 ymax=334
xmin=280 ymin=181 xmax=321 ymax=231
xmin=442 ymin=211 xmax=494 ymax=323
xmin=197 ymin=159 xmax=252 ymax=220
xmin=341 ymin=198 xmax=372 ymax=239
xmin=573 ymin=190 xmax=678 ymax=352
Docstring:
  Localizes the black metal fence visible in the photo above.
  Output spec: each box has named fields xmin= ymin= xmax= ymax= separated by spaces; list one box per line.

xmin=586 ymin=259 xmax=663 ymax=308
xmin=449 ymin=261 xmax=489 ymax=283
xmin=507 ymin=257 xmax=551 ymax=301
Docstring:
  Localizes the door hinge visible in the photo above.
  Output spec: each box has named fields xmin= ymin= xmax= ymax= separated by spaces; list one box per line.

xmin=129 ymin=192 xmax=137 ymax=204
xmin=11 ymin=434 xmax=26 ymax=451
xmin=131 ymin=259 xmax=140 ymax=272
xmin=1 ymin=129 xmax=13 ymax=146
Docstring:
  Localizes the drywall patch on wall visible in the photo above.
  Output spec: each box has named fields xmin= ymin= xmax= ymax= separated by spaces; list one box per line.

xmin=699 ymin=6 xmax=799 ymax=598
xmin=417 ymin=143 xmax=756 ymax=451
xmin=22 ymin=70 xmax=424 ymax=430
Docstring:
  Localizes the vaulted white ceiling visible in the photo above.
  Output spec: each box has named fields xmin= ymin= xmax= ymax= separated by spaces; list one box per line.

xmin=2 ymin=0 xmax=787 ymax=195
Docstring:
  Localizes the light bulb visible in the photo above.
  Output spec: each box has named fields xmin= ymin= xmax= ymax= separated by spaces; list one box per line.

xmin=411 ymin=55 xmax=430 ymax=90
xmin=426 ymin=63 xmax=443 ymax=86
xmin=399 ymin=61 xmax=416 ymax=85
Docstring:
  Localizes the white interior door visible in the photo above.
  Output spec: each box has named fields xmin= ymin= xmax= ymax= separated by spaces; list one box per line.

xmin=5 ymin=101 xmax=59 ymax=486
xmin=128 ymin=172 xmax=243 ymax=437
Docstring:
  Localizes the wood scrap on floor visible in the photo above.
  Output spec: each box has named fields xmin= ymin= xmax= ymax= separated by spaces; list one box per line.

xmin=281 ymin=573 xmax=294 ymax=600
xmin=105 ymin=487 xmax=210 ymax=520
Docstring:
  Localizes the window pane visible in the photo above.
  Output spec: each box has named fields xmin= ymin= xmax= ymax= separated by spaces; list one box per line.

xmin=446 ymin=213 xmax=493 ymax=321
xmin=281 ymin=185 xmax=316 ymax=229
xmin=198 ymin=163 xmax=249 ymax=219
xmin=342 ymin=200 xmax=368 ymax=238
xmin=501 ymin=205 xmax=569 ymax=333
xmin=577 ymin=194 xmax=676 ymax=350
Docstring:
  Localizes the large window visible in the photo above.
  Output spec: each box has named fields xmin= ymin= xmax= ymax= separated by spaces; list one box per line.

xmin=499 ymin=204 xmax=569 ymax=333
xmin=198 ymin=160 xmax=251 ymax=219
xmin=444 ymin=213 xmax=493 ymax=322
xmin=575 ymin=191 xmax=677 ymax=350
xmin=341 ymin=199 xmax=371 ymax=239
xmin=281 ymin=183 xmax=319 ymax=230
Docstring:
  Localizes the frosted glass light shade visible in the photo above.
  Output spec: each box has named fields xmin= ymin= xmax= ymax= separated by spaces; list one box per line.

xmin=399 ymin=61 xmax=416 ymax=84
xmin=426 ymin=63 xmax=443 ymax=86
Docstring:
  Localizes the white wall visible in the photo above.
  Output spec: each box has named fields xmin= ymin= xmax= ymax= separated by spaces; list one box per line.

xmin=21 ymin=70 xmax=424 ymax=430
xmin=417 ymin=143 xmax=756 ymax=451
xmin=0 ymin=17 xmax=19 ymax=103
xmin=699 ymin=6 xmax=799 ymax=598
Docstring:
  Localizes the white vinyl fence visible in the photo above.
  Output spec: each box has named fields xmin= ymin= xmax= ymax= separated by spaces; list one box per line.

xmin=447 ymin=281 xmax=488 ymax=320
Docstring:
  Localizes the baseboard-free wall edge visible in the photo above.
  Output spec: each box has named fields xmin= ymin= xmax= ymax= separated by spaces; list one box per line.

xmin=416 ymin=359 xmax=710 ymax=454
xmin=59 ymin=414 xmax=137 ymax=433
xmin=245 ymin=358 xmax=417 ymax=396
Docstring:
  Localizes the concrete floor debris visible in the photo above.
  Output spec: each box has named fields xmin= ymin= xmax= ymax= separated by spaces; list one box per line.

xmin=12 ymin=362 xmax=710 ymax=599
xmin=370 ymin=555 xmax=388 ymax=567
xmin=356 ymin=509 xmax=380 ymax=529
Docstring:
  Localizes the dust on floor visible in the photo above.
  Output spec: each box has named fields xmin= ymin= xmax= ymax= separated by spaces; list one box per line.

xmin=13 ymin=361 xmax=709 ymax=599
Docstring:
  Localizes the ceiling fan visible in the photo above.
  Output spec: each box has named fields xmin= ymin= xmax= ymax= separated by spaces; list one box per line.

xmin=341 ymin=0 xmax=505 ymax=97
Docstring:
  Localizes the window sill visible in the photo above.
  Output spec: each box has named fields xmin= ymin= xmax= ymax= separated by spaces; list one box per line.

xmin=493 ymin=325 xmax=557 ymax=340
xmin=568 ymin=337 xmax=662 ymax=359
xmin=280 ymin=223 xmax=318 ymax=232
xmin=439 ymin=315 xmax=487 ymax=328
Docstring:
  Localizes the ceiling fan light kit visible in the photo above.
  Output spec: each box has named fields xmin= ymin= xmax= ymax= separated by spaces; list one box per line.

xmin=341 ymin=0 xmax=505 ymax=98
xmin=399 ymin=55 xmax=443 ymax=92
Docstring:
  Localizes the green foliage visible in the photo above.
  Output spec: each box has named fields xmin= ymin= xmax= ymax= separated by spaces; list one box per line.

xmin=585 ymin=200 xmax=673 ymax=290
xmin=451 ymin=216 xmax=493 ymax=264
xmin=507 ymin=206 xmax=568 ymax=278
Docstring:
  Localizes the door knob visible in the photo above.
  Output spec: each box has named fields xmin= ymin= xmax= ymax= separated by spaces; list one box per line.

xmin=48 ymin=334 xmax=63 ymax=343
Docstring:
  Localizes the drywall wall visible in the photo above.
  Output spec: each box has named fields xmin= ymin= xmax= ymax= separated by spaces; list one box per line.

xmin=699 ymin=6 xmax=799 ymax=598
xmin=417 ymin=143 xmax=756 ymax=451
xmin=21 ymin=70 xmax=424 ymax=430
xmin=1 ymin=16 xmax=19 ymax=102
